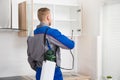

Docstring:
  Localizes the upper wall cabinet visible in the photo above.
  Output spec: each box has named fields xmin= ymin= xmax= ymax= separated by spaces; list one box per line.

xmin=19 ymin=0 xmax=81 ymax=36
xmin=18 ymin=1 xmax=32 ymax=36
xmin=0 ymin=0 xmax=11 ymax=29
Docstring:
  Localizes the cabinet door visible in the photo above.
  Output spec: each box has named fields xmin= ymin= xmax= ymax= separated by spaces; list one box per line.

xmin=0 ymin=0 xmax=10 ymax=28
xmin=54 ymin=5 xmax=81 ymax=36
xmin=18 ymin=1 xmax=26 ymax=30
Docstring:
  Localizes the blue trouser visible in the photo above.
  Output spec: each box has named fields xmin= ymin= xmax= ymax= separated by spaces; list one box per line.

xmin=36 ymin=67 xmax=63 ymax=80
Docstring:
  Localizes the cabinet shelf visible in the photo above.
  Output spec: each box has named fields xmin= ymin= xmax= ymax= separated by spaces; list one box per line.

xmin=33 ymin=18 xmax=77 ymax=22
xmin=33 ymin=1 xmax=78 ymax=7
xmin=55 ymin=19 xmax=77 ymax=22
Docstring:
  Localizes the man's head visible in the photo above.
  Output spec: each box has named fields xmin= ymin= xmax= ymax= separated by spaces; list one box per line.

xmin=38 ymin=8 xmax=52 ymax=26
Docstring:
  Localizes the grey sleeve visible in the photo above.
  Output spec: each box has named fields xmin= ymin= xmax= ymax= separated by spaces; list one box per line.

xmin=47 ymin=35 xmax=69 ymax=49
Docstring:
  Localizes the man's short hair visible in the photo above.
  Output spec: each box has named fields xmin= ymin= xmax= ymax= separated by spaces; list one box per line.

xmin=37 ymin=8 xmax=50 ymax=22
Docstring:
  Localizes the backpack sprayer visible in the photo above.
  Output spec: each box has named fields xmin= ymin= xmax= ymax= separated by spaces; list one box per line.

xmin=40 ymin=28 xmax=74 ymax=80
xmin=40 ymin=28 xmax=56 ymax=80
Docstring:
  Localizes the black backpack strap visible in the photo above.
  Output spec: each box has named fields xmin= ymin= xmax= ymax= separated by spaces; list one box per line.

xmin=44 ymin=28 xmax=49 ymax=45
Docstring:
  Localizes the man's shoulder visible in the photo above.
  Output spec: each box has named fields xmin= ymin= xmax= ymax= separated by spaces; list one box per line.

xmin=34 ymin=26 xmax=49 ymax=34
xmin=34 ymin=26 xmax=61 ymax=36
xmin=47 ymin=27 xmax=61 ymax=36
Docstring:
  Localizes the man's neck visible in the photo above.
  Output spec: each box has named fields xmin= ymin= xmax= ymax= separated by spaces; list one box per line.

xmin=41 ymin=21 xmax=49 ymax=26
xmin=37 ymin=22 xmax=49 ymax=28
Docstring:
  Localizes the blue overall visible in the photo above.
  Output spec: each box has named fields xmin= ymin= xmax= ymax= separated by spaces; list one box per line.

xmin=33 ymin=23 xmax=74 ymax=80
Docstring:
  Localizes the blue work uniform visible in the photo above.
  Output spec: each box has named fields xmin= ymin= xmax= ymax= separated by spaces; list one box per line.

xmin=27 ymin=23 xmax=75 ymax=80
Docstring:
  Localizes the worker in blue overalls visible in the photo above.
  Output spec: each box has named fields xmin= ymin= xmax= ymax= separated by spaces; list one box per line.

xmin=27 ymin=8 xmax=75 ymax=80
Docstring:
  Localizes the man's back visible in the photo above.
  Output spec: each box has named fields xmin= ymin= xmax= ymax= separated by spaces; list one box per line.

xmin=27 ymin=25 xmax=75 ymax=69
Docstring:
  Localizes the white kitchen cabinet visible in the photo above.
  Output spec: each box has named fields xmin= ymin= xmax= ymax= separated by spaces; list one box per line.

xmin=26 ymin=0 xmax=81 ymax=36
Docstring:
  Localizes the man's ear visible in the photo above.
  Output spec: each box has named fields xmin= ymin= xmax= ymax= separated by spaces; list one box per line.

xmin=46 ymin=15 xmax=50 ymax=21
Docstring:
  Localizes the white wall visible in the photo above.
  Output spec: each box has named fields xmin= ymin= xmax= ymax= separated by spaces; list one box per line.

xmin=102 ymin=3 xmax=120 ymax=80
xmin=0 ymin=31 xmax=35 ymax=77
xmin=77 ymin=0 xmax=104 ymax=80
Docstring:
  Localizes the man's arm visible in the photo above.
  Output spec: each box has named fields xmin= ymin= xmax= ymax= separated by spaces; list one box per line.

xmin=47 ymin=28 xmax=75 ymax=49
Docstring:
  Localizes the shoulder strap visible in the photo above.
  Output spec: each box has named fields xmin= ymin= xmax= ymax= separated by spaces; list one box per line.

xmin=44 ymin=28 xmax=49 ymax=45
xmin=44 ymin=28 xmax=52 ymax=50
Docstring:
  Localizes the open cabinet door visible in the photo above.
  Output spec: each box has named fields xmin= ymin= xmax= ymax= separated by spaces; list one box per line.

xmin=18 ymin=1 xmax=27 ymax=36
xmin=0 ymin=0 xmax=11 ymax=28
xmin=18 ymin=1 xmax=26 ymax=30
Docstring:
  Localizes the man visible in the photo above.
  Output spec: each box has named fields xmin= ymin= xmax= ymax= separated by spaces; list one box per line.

xmin=27 ymin=8 xmax=75 ymax=80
